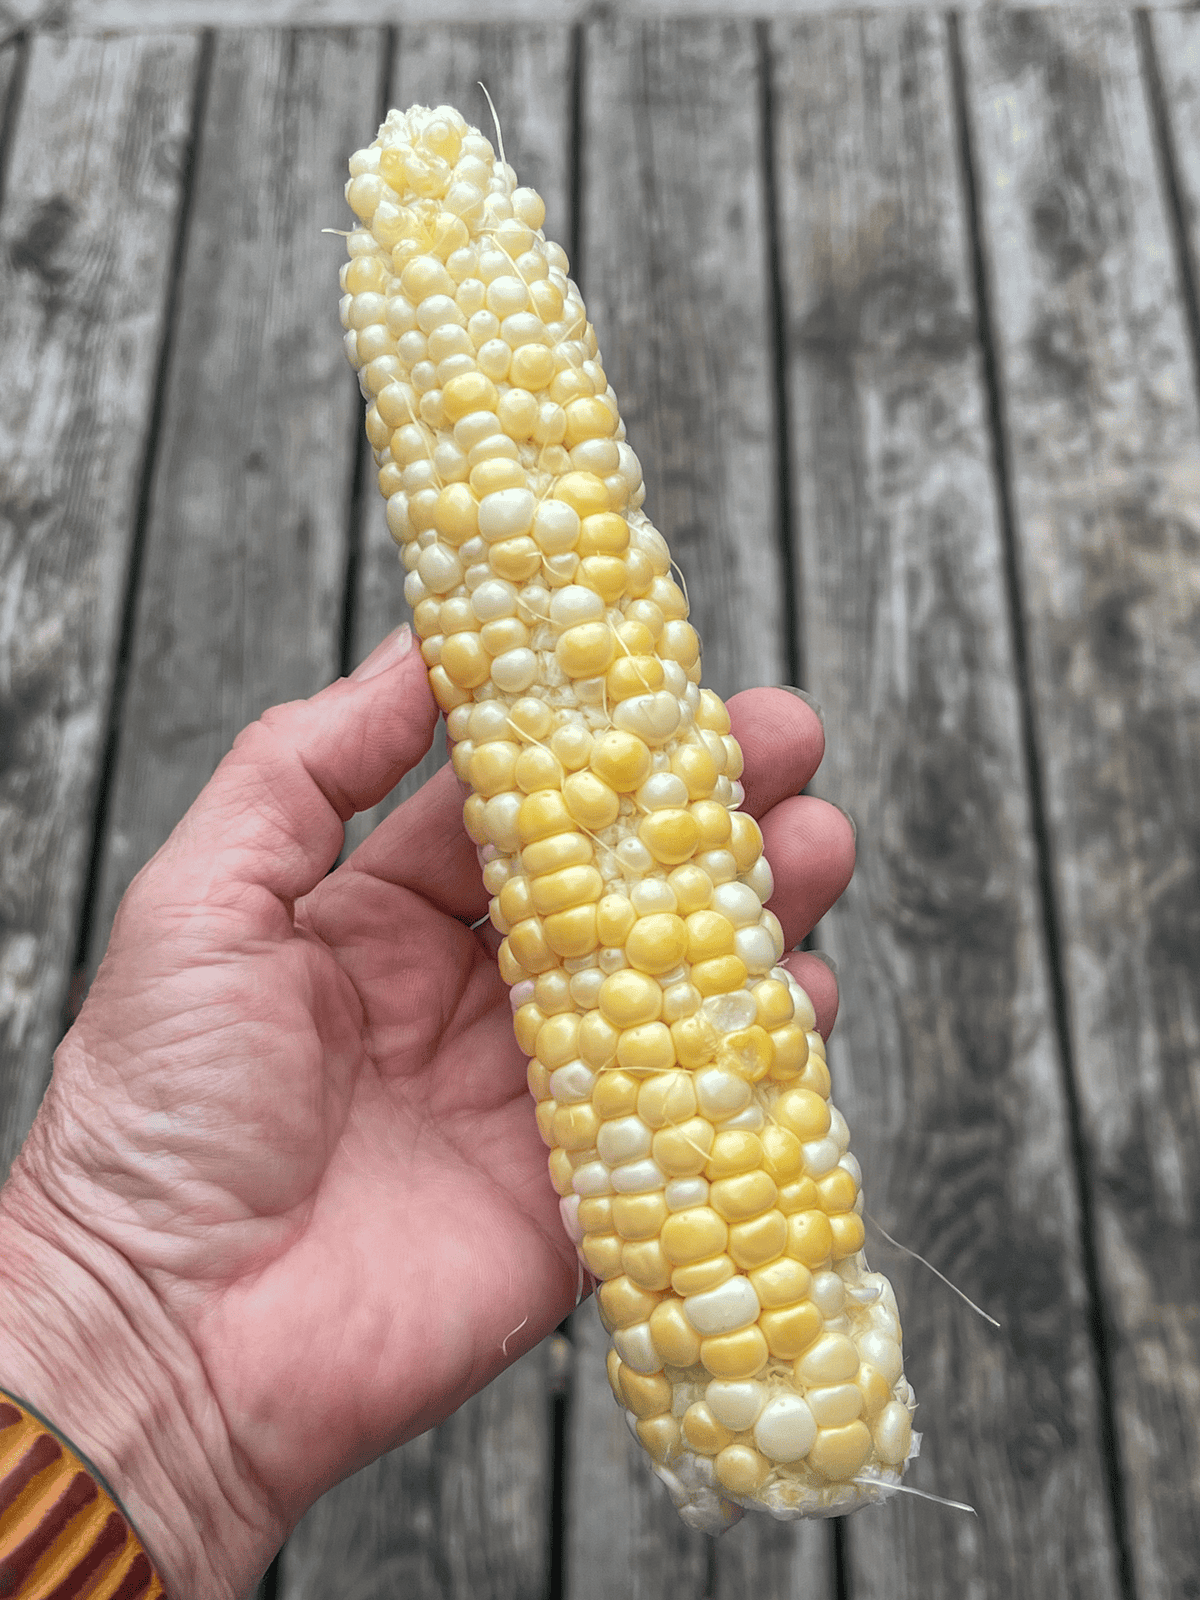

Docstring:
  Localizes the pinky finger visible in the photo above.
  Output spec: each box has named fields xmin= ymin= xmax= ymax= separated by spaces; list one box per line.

xmin=780 ymin=950 xmax=840 ymax=1041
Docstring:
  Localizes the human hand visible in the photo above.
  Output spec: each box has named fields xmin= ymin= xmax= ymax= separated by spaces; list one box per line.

xmin=0 ymin=627 xmax=853 ymax=1597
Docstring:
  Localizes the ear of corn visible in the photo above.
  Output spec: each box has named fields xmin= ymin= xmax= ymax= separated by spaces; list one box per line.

xmin=338 ymin=104 xmax=917 ymax=1531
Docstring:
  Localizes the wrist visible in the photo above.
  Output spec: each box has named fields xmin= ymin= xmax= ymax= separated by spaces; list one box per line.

xmin=0 ymin=1156 xmax=273 ymax=1599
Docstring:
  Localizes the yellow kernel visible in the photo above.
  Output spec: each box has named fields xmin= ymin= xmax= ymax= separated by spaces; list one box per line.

xmin=518 ymin=790 xmax=574 ymax=843
xmin=660 ymin=1206 xmax=726 ymax=1265
xmin=714 ymin=1443 xmax=769 ymax=1493
xmin=685 ymin=910 xmax=736 ymax=963
xmin=470 ymin=457 xmax=526 ymax=496
xmin=589 ymin=1071 xmax=638 ymax=1120
xmin=777 ymin=1089 xmax=832 ymax=1143
xmin=648 ymin=575 xmax=688 ymax=620
xmin=563 ymin=770 xmax=620 ymax=831
xmin=760 ymin=1125 xmax=804 ymax=1184
xmin=577 ymin=512 xmax=629 ymax=555
xmin=440 ymin=632 xmax=491 ymax=689
xmin=591 ymin=729 xmax=653 ymax=792
xmin=606 ymin=1348 xmax=623 ymax=1402
xmin=579 ymin=1012 xmax=620 ymax=1069
xmin=616 ymin=620 xmax=656 ymax=655
xmin=597 ymin=1276 xmax=661 ymax=1332
xmin=563 ymin=396 xmax=618 ymax=448
xmin=829 ymin=1214 xmax=866 ymax=1259
xmin=556 ymin=622 xmax=616 ymax=679
xmin=536 ymin=1013 xmax=581 ymax=1068
xmin=543 ymin=905 xmax=598 ymax=958
xmin=480 ymin=616 xmax=530 ymax=657
xmin=710 ymin=1171 xmax=777 ymax=1222
xmin=874 ymin=1402 xmax=913 ymax=1467
xmin=816 ymin=1170 xmax=858 ymax=1215
xmin=639 ymin=809 xmax=700 ymax=866
xmin=533 ymin=1101 xmax=556 ymax=1145
xmin=635 ymin=1415 xmax=680 ymax=1466
xmin=534 ymin=970 xmax=573 ymax=1013
xmin=489 ymin=537 xmax=542 ymax=582
xmin=510 ymin=342 xmax=556 ymax=390
xmin=637 ymin=1071 xmax=697 ymax=1129
xmin=622 ymin=1239 xmax=673 ymax=1292
xmin=468 ymin=740 xmax=519 ymax=796
xmin=513 ymin=1001 xmax=545 ymax=1056
xmin=795 ymin=1052 xmax=832 ymax=1098
xmin=625 ymin=913 xmax=689 ymax=976
xmin=578 ymin=555 xmax=628 ymax=603
xmin=671 ymin=1255 xmax=735 ymax=1296
xmin=705 ymin=1130 xmax=763 ymax=1179
xmin=618 ymin=1367 xmax=673 ymax=1420
xmin=649 ymin=1298 xmax=703 ymax=1366
xmin=496 ymin=937 xmax=524 ymax=986
xmin=795 ymin=1332 xmax=860 ymax=1387
xmin=785 ymin=1210 xmax=834 ymax=1267
xmin=596 ymin=894 xmax=637 ymax=947
xmin=668 ymin=864 xmax=713 ymax=915
xmin=578 ymin=1196 xmax=614 ymax=1234
xmin=598 ymin=970 xmax=663 ymax=1029
xmin=857 ymin=1364 xmax=893 ymax=1420
xmin=682 ymin=1402 xmax=734 ymax=1455
xmin=691 ymin=955 xmax=749 ymax=996
xmin=616 ymin=1022 xmax=675 ymax=1073
xmin=442 ymin=370 xmax=498 ymax=421
xmin=499 ymin=875 xmax=534 ymax=930
xmin=652 ymin=1118 xmax=715 ymax=1179
xmin=514 ymin=745 xmax=564 ymax=793
xmin=659 ymin=619 xmax=701 ymax=669
xmin=777 ymin=1178 xmax=820 ymax=1215
xmin=547 ymin=1148 xmax=574 ymax=1195
xmin=749 ymin=1257 xmax=812 ymax=1309
xmin=507 ymin=917 xmax=556 ymax=974
xmin=611 ymin=1191 xmax=668 ymax=1240
xmin=607 ymin=655 xmax=664 ymax=702
xmin=552 ymin=1102 xmax=600 ymax=1152
xmin=807 ymin=1384 xmax=864 ymax=1428
xmin=723 ymin=737 xmax=746 ymax=781
xmin=718 ymin=1026 xmax=773 ymax=1082
xmin=580 ymin=1234 xmax=624 ymax=1279
xmin=753 ymin=979 xmax=794 ymax=1030
xmin=701 ymin=1328 xmax=769 ymax=1381
xmin=689 ymin=798 xmax=732 ymax=847
xmin=522 ymin=832 xmax=592 ymax=876
xmin=760 ymin=1301 xmax=823 ymax=1360
xmin=726 ymin=1213 xmax=787 ymax=1275
xmin=497 ymin=387 xmax=538 ymax=439
xmin=767 ymin=1024 xmax=808 ymax=1081
xmin=670 ymin=1012 xmax=719 ymax=1070
xmin=554 ymin=471 xmax=609 ymax=517
xmin=728 ymin=812 xmax=763 ymax=871
xmin=694 ymin=689 xmax=730 ymax=732
xmin=344 ymin=254 xmax=387 ymax=293
xmin=808 ymin=1422 xmax=872 ymax=1482
xmin=529 ymin=864 xmax=604 ymax=916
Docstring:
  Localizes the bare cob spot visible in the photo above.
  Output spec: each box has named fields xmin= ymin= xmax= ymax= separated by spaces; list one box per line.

xmin=339 ymin=102 xmax=918 ymax=1532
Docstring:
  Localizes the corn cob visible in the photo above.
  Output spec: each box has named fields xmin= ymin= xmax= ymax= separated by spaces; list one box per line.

xmin=338 ymin=104 xmax=917 ymax=1532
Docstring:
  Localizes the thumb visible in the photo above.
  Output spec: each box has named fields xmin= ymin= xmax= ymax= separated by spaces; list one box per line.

xmin=160 ymin=625 xmax=439 ymax=904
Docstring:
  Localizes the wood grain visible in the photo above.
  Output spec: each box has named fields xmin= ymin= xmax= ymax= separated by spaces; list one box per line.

xmin=0 ymin=31 xmax=198 ymax=1171
xmin=564 ymin=19 xmax=828 ymax=1600
xmin=86 ymin=28 xmax=378 ymax=956
xmin=343 ymin=21 xmax=575 ymax=853
xmin=962 ymin=13 xmax=1200 ymax=1599
xmin=1150 ymin=12 xmax=1200 ymax=338
xmin=772 ymin=14 xmax=1124 ymax=1598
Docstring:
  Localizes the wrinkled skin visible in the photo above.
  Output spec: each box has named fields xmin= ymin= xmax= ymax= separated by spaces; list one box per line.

xmin=0 ymin=630 xmax=853 ymax=1596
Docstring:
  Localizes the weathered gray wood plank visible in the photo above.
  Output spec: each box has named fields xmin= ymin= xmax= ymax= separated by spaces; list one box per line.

xmin=282 ymin=29 xmax=573 ymax=1597
xmin=4 ymin=0 xmax=1193 ymax=41
xmin=1151 ymin=13 xmax=1200 ymax=326
xmin=0 ymin=31 xmax=198 ymax=1171
xmin=87 ymin=28 xmax=377 ymax=959
xmin=961 ymin=12 xmax=1200 ymax=1599
xmin=344 ymin=21 xmax=575 ymax=852
xmin=772 ymin=14 xmax=1124 ymax=1598
xmin=565 ymin=19 xmax=822 ymax=1600
xmin=280 ymin=1344 xmax=555 ymax=1600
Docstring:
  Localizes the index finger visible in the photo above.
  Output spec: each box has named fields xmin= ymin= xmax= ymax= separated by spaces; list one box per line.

xmin=728 ymin=688 xmax=825 ymax=818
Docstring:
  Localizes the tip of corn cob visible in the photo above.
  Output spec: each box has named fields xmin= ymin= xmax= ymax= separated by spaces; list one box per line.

xmin=338 ymin=102 xmax=919 ymax=1531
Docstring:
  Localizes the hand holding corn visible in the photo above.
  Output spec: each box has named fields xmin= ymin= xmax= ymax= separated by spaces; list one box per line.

xmin=340 ymin=104 xmax=917 ymax=1528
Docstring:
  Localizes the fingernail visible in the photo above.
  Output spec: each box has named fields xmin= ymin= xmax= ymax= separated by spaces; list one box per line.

xmin=351 ymin=623 xmax=413 ymax=681
xmin=808 ymin=950 xmax=839 ymax=980
xmin=777 ymin=686 xmax=824 ymax=728
xmin=833 ymin=802 xmax=856 ymax=845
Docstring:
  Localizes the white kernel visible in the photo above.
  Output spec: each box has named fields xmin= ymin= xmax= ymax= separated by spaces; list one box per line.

xmin=549 ymin=584 xmax=605 ymax=627
xmin=609 ymin=1158 xmax=666 ymax=1193
xmin=403 ymin=571 xmax=429 ymax=606
xmin=613 ymin=1323 xmax=662 ymax=1375
xmin=596 ymin=1116 xmax=653 ymax=1165
xmin=796 ymin=1333 xmax=860 ymax=1385
xmin=482 ymin=793 xmax=522 ymax=853
xmin=615 ymin=838 xmax=654 ymax=875
xmin=432 ymin=440 xmax=469 ymax=481
xmin=570 ymin=439 xmax=620 ymax=474
xmin=466 ymin=307 xmax=499 ymax=345
xmin=665 ymin=1177 xmax=708 ymax=1210
xmin=684 ymin=1277 xmax=759 ymax=1336
xmin=471 ymin=579 xmax=519 ymax=622
xmin=613 ymin=692 xmax=681 ymax=744
xmin=660 ymin=659 xmax=688 ymax=699
xmin=720 ymin=1104 xmax=765 ymax=1132
xmin=455 ymin=278 xmax=487 ymax=317
xmin=734 ymin=926 xmax=777 ymax=975
xmin=598 ymin=947 xmax=627 ymax=974
xmin=753 ymin=1395 xmax=817 ymax=1463
xmin=454 ymin=410 xmax=503 ymax=450
xmin=509 ymin=978 xmax=535 ymax=1009
xmin=571 ymin=1161 xmax=613 ymax=1197
xmin=559 ymin=1194 xmax=583 ymax=1245
xmin=550 ymin=1061 xmax=596 ymax=1104
xmin=569 ymin=968 xmax=604 ymax=1009
xmin=518 ymin=584 xmax=552 ymax=624
xmin=478 ymin=488 xmax=534 ymax=543
xmin=697 ymin=849 xmax=738 ymax=885
xmin=802 ymin=1138 xmax=840 ymax=1178
xmin=661 ymin=981 xmax=701 ymax=1023
xmin=858 ymin=1331 xmax=903 ymax=1385
xmin=701 ymin=991 xmax=758 ymax=1032
xmin=710 ymin=882 xmax=763 ymax=927
xmin=705 ymin=1381 xmax=765 ymax=1431
xmin=501 ymin=311 xmax=551 ymax=348
xmin=636 ymin=773 xmax=689 ymax=811
xmin=810 ymin=1271 xmax=847 ymax=1317
xmin=694 ymin=1068 xmax=751 ymax=1119
xmin=874 ymin=1401 xmax=913 ymax=1465
xmin=829 ymin=1107 xmax=851 ymax=1154
xmin=806 ymin=1383 xmax=862 ymax=1427
xmin=838 ymin=1153 xmax=862 ymax=1188
xmin=630 ymin=879 xmax=677 ymax=916
xmin=481 ymin=858 xmax=510 ymax=894
xmin=761 ymin=910 xmax=785 ymax=960
xmin=486 ymin=274 xmax=530 ymax=316
xmin=470 ymin=701 xmax=510 ymax=740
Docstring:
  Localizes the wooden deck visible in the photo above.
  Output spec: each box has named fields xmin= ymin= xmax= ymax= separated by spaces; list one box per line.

xmin=1 ymin=7 xmax=1198 ymax=1598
